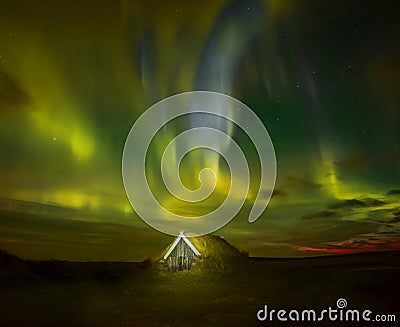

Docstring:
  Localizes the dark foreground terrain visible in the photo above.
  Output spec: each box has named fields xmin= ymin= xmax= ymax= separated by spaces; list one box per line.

xmin=0 ymin=242 xmax=399 ymax=326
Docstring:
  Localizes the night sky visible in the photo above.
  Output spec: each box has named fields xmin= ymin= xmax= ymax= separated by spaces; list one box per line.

xmin=0 ymin=0 xmax=399 ymax=260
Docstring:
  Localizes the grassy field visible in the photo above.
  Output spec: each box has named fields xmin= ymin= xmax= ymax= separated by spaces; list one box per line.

xmin=0 ymin=240 xmax=399 ymax=326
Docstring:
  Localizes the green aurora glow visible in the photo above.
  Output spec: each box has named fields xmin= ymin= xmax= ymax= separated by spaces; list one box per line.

xmin=0 ymin=0 xmax=399 ymax=260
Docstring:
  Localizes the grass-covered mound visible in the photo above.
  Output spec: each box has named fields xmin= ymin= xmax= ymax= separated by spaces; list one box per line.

xmin=157 ymin=235 xmax=248 ymax=274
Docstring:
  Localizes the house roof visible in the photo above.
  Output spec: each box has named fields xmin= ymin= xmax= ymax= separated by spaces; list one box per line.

xmin=163 ymin=231 xmax=201 ymax=259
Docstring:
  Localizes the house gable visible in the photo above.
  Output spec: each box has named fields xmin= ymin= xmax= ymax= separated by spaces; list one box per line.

xmin=162 ymin=232 xmax=200 ymax=271
xmin=163 ymin=232 xmax=200 ymax=259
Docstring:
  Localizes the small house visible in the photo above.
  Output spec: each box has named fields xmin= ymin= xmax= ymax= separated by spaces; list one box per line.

xmin=163 ymin=232 xmax=200 ymax=271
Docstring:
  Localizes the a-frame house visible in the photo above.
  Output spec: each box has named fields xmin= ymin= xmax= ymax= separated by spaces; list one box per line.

xmin=163 ymin=232 xmax=200 ymax=271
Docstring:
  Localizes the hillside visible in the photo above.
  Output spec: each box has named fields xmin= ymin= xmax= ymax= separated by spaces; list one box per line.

xmin=0 ymin=249 xmax=148 ymax=285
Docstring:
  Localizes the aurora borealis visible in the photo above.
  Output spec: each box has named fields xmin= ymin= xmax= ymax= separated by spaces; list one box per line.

xmin=0 ymin=0 xmax=399 ymax=260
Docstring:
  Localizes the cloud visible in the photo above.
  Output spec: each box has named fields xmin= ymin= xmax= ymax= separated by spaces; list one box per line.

xmin=296 ymin=193 xmax=400 ymax=255
xmin=328 ymin=198 xmax=386 ymax=210
xmin=302 ymin=210 xmax=336 ymax=220
xmin=363 ymin=198 xmax=388 ymax=207
xmin=0 ymin=71 xmax=31 ymax=112
xmin=0 ymin=203 xmax=168 ymax=261
xmin=390 ymin=216 xmax=400 ymax=224
xmin=296 ymin=230 xmax=400 ymax=255
xmin=271 ymin=189 xmax=287 ymax=198
xmin=300 ymin=194 xmax=395 ymax=228
xmin=0 ymin=197 xmax=75 ymax=216
xmin=328 ymin=199 xmax=366 ymax=209
xmin=328 ymin=230 xmax=400 ymax=251
xmin=389 ymin=211 xmax=400 ymax=223
xmin=296 ymin=246 xmax=357 ymax=255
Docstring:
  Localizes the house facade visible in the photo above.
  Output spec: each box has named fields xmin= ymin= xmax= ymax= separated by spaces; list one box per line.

xmin=163 ymin=232 xmax=200 ymax=271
